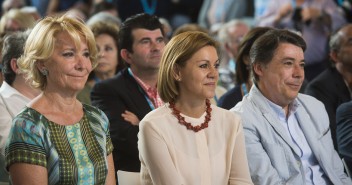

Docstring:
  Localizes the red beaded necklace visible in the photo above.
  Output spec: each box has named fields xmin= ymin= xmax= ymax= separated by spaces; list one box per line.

xmin=169 ymin=99 xmax=212 ymax=132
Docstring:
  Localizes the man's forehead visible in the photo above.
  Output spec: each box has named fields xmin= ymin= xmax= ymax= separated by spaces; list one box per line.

xmin=132 ymin=28 xmax=163 ymax=39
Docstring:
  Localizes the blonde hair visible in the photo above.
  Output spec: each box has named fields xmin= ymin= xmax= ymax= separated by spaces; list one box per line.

xmin=18 ymin=14 xmax=98 ymax=90
xmin=158 ymin=31 xmax=220 ymax=102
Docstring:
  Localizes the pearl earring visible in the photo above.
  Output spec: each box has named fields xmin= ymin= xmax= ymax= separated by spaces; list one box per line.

xmin=41 ymin=69 xmax=48 ymax=76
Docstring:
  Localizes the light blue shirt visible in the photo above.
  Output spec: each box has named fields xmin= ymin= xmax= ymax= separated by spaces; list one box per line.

xmin=267 ymin=99 xmax=331 ymax=185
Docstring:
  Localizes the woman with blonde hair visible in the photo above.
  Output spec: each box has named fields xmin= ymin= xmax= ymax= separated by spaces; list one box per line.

xmin=5 ymin=14 xmax=115 ymax=185
xmin=138 ymin=31 xmax=253 ymax=185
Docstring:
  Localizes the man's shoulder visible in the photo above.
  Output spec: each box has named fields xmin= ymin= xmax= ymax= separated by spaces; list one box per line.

xmin=101 ymin=69 xmax=130 ymax=84
xmin=93 ymin=69 xmax=137 ymax=91
xmin=337 ymin=101 xmax=352 ymax=114
xmin=306 ymin=68 xmax=342 ymax=89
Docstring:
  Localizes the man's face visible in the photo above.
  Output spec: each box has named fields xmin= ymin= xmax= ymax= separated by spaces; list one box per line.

xmin=335 ymin=25 xmax=352 ymax=70
xmin=255 ymin=43 xmax=305 ymax=108
xmin=226 ymin=24 xmax=249 ymax=58
xmin=127 ymin=28 xmax=165 ymax=72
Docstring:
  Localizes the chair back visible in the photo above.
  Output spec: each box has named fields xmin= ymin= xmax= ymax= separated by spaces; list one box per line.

xmin=117 ymin=170 xmax=141 ymax=185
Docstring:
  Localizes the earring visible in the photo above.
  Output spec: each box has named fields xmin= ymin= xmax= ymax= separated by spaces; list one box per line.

xmin=41 ymin=69 xmax=48 ymax=76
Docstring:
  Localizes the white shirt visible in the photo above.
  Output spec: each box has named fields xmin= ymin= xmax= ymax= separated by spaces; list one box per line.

xmin=138 ymin=104 xmax=253 ymax=185
xmin=0 ymin=82 xmax=31 ymax=182
xmin=267 ymin=99 xmax=330 ymax=185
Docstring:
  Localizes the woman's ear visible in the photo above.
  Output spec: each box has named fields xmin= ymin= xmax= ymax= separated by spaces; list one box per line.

xmin=172 ymin=64 xmax=182 ymax=81
xmin=36 ymin=60 xmax=45 ymax=71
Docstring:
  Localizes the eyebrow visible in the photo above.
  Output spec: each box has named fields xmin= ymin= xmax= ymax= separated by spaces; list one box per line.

xmin=281 ymin=56 xmax=305 ymax=62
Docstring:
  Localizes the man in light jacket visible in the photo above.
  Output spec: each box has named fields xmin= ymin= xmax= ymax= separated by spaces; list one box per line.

xmin=231 ymin=28 xmax=351 ymax=185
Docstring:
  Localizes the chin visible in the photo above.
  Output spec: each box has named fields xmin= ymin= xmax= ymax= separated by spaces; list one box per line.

xmin=205 ymin=93 xmax=216 ymax=100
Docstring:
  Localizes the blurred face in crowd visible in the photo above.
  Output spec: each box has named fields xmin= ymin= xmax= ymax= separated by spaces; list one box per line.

xmin=95 ymin=33 xmax=118 ymax=77
xmin=5 ymin=19 xmax=23 ymax=32
xmin=333 ymin=25 xmax=352 ymax=70
xmin=43 ymin=32 xmax=92 ymax=94
xmin=177 ymin=46 xmax=220 ymax=101
xmin=226 ymin=23 xmax=249 ymax=58
xmin=123 ymin=28 xmax=165 ymax=72
xmin=255 ymin=43 xmax=305 ymax=108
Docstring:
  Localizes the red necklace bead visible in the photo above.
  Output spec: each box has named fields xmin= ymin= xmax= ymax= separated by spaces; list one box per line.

xmin=169 ymin=99 xmax=212 ymax=132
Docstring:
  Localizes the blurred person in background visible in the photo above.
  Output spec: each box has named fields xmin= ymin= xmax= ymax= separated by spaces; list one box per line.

xmin=0 ymin=31 xmax=40 ymax=184
xmin=217 ymin=19 xmax=250 ymax=90
xmin=198 ymin=0 xmax=254 ymax=32
xmin=0 ymin=8 xmax=36 ymax=37
xmin=218 ymin=27 xmax=273 ymax=110
xmin=305 ymin=24 xmax=352 ymax=150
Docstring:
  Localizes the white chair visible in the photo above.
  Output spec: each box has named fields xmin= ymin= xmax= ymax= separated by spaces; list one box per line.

xmin=117 ymin=170 xmax=141 ymax=185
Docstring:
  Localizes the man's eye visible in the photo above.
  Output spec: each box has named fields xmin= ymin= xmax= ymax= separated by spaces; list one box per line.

xmin=284 ymin=61 xmax=293 ymax=66
xmin=141 ymin=40 xmax=150 ymax=44
xmin=157 ymin=38 xmax=164 ymax=43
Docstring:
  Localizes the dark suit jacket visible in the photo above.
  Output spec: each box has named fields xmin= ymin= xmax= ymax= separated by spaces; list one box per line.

xmin=217 ymin=85 xmax=243 ymax=110
xmin=91 ymin=68 xmax=152 ymax=173
xmin=336 ymin=101 xmax=352 ymax=165
xmin=305 ymin=67 xmax=351 ymax=149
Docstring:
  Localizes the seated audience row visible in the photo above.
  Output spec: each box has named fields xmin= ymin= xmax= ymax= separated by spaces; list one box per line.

xmin=1 ymin=11 xmax=352 ymax=185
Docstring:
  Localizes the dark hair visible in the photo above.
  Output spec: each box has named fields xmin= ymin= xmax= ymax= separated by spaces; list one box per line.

xmin=90 ymin=1 xmax=118 ymax=16
xmin=235 ymin=27 xmax=273 ymax=85
xmin=118 ymin=13 xmax=164 ymax=64
xmin=250 ymin=29 xmax=306 ymax=83
xmin=2 ymin=31 xmax=28 ymax=85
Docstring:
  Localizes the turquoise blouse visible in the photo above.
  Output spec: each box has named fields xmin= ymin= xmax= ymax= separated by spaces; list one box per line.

xmin=5 ymin=104 xmax=113 ymax=185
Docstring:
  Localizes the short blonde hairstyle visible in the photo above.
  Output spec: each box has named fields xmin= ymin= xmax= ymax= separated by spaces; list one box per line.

xmin=158 ymin=31 xmax=220 ymax=102
xmin=18 ymin=14 xmax=98 ymax=90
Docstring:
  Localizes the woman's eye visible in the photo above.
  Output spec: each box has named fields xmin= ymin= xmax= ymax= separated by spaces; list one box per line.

xmin=199 ymin=64 xmax=208 ymax=68
xmin=83 ymin=51 xmax=90 ymax=58
xmin=105 ymin=46 xmax=113 ymax=51
xmin=62 ymin=52 xmax=74 ymax=57
xmin=214 ymin=63 xmax=220 ymax=69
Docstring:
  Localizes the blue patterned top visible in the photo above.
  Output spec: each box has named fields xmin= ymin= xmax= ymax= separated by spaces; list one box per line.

xmin=5 ymin=104 xmax=113 ymax=185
